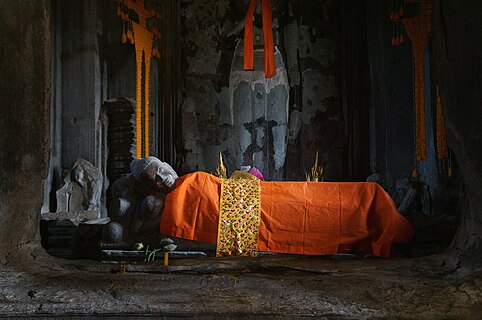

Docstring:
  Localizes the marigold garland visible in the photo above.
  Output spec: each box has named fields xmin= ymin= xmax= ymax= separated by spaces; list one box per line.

xmin=117 ymin=0 xmax=160 ymax=158
xmin=435 ymin=85 xmax=448 ymax=160
xmin=132 ymin=23 xmax=153 ymax=158
xmin=402 ymin=0 xmax=432 ymax=161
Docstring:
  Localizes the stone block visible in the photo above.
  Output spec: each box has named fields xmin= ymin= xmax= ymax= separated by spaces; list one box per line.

xmin=41 ymin=211 xmax=100 ymax=225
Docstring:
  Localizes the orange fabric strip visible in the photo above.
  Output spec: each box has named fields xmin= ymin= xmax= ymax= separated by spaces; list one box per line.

xmin=243 ymin=0 xmax=276 ymax=78
xmin=262 ymin=0 xmax=275 ymax=78
xmin=243 ymin=0 xmax=256 ymax=71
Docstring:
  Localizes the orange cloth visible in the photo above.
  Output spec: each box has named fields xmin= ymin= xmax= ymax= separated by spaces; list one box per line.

xmin=160 ymin=172 xmax=414 ymax=258
xmin=244 ymin=0 xmax=276 ymax=78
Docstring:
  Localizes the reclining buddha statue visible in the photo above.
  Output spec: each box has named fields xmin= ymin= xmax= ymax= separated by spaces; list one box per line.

xmin=103 ymin=156 xmax=178 ymax=245
xmin=104 ymin=156 xmax=413 ymax=258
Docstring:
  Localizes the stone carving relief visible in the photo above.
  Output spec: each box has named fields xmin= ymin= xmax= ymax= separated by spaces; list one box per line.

xmin=56 ymin=159 xmax=102 ymax=213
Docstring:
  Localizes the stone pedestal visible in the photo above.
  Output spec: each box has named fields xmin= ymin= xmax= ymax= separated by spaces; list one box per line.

xmin=40 ymin=220 xmax=78 ymax=259
xmin=40 ymin=211 xmax=101 ymax=259
xmin=100 ymin=250 xmax=207 ymax=263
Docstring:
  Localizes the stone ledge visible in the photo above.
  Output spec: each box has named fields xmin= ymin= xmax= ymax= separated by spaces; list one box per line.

xmin=41 ymin=211 xmax=101 ymax=225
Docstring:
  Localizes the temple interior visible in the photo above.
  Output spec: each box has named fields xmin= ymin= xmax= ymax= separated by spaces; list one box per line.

xmin=0 ymin=0 xmax=481 ymax=318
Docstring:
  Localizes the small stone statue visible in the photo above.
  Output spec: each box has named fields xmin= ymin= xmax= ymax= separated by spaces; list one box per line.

xmin=103 ymin=156 xmax=178 ymax=245
xmin=56 ymin=159 xmax=102 ymax=212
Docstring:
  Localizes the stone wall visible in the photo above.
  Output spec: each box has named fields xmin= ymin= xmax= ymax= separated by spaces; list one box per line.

xmin=178 ymin=0 xmax=343 ymax=181
xmin=59 ymin=0 xmax=104 ymax=168
xmin=45 ymin=0 xmax=161 ymax=214
xmin=0 ymin=0 xmax=51 ymax=261
xmin=366 ymin=0 xmax=414 ymax=191
xmin=366 ymin=0 xmax=458 ymax=215
xmin=432 ymin=0 xmax=482 ymax=268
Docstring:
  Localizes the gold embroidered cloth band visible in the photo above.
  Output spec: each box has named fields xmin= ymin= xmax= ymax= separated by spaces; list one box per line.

xmin=217 ymin=178 xmax=261 ymax=257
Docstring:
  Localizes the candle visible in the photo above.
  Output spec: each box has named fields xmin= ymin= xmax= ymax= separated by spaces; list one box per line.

xmin=163 ymin=252 xmax=169 ymax=266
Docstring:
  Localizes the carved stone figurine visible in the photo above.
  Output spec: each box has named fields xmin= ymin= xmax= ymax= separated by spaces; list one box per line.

xmin=103 ymin=156 xmax=178 ymax=245
xmin=56 ymin=159 xmax=102 ymax=213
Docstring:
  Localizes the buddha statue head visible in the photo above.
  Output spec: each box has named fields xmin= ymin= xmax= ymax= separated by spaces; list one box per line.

xmin=130 ymin=156 xmax=178 ymax=194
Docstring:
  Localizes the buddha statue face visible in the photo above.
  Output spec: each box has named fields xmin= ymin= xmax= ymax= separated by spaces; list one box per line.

xmin=71 ymin=165 xmax=86 ymax=186
xmin=131 ymin=157 xmax=178 ymax=194
xmin=143 ymin=161 xmax=178 ymax=193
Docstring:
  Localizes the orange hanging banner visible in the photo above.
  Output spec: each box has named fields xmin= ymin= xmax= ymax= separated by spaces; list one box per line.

xmin=244 ymin=0 xmax=276 ymax=78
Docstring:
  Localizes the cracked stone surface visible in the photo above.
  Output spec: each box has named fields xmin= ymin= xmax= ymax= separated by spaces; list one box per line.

xmin=1 ymin=246 xmax=481 ymax=319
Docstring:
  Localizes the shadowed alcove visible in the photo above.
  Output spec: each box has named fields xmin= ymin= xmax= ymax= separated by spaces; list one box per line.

xmin=0 ymin=0 xmax=481 ymax=318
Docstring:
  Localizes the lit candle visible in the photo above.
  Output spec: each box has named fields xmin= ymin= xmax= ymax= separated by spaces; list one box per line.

xmin=163 ymin=252 xmax=169 ymax=266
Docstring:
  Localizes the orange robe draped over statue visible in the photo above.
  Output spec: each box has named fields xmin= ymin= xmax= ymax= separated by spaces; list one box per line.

xmin=160 ymin=172 xmax=414 ymax=258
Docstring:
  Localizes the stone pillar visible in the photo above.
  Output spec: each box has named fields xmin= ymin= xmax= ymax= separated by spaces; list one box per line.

xmin=0 ymin=0 xmax=51 ymax=259
xmin=60 ymin=0 xmax=103 ymax=167
xmin=432 ymin=0 xmax=482 ymax=269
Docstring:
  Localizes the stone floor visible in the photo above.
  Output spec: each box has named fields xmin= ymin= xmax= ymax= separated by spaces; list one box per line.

xmin=1 ymin=245 xmax=481 ymax=319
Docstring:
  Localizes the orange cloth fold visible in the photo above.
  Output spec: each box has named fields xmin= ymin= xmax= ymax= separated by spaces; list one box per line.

xmin=244 ymin=0 xmax=276 ymax=78
xmin=160 ymin=172 xmax=414 ymax=258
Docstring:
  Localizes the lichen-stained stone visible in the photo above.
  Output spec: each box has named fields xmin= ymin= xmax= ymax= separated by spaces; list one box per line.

xmin=186 ymin=28 xmax=221 ymax=75
xmin=218 ymin=87 xmax=231 ymax=125
xmin=301 ymin=69 xmax=338 ymax=125
xmin=179 ymin=0 xmax=342 ymax=181
xmin=298 ymin=25 xmax=337 ymax=68
xmin=184 ymin=77 xmax=219 ymax=122
xmin=229 ymin=44 xmax=289 ymax=180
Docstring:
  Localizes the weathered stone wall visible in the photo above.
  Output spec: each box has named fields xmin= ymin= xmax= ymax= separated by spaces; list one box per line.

xmin=366 ymin=0 xmax=414 ymax=192
xmin=45 ymin=1 xmax=161 ymax=214
xmin=179 ymin=0 xmax=343 ymax=181
xmin=366 ymin=0 xmax=458 ymax=215
xmin=60 ymin=0 xmax=104 ymax=168
xmin=0 ymin=0 xmax=51 ymax=261
xmin=57 ymin=0 xmax=142 ymax=168
xmin=366 ymin=0 xmax=481 ymax=268
xmin=432 ymin=0 xmax=482 ymax=268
